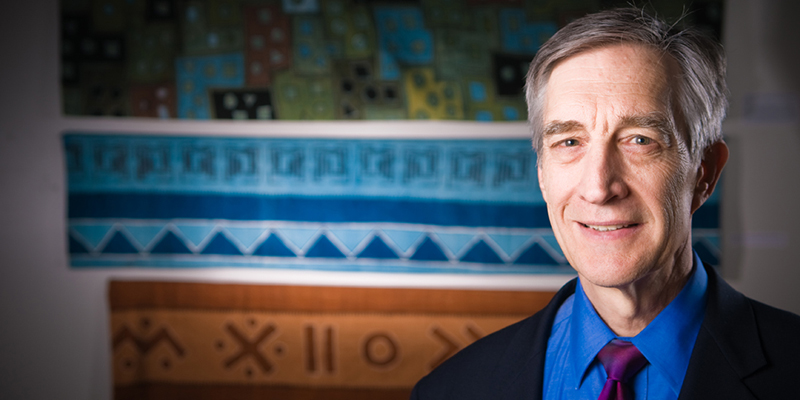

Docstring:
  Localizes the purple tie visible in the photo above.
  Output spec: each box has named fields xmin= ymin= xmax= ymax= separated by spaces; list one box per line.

xmin=596 ymin=339 xmax=648 ymax=400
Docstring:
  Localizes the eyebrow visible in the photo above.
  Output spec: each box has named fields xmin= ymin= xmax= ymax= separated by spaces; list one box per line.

xmin=542 ymin=120 xmax=584 ymax=137
xmin=618 ymin=113 xmax=675 ymax=146
xmin=542 ymin=112 xmax=675 ymax=146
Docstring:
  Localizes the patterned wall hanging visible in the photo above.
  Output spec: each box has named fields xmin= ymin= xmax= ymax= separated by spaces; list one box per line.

xmin=64 ymin=132 xmax=722 ymax=272
xmin=60 ymin=0 xmax=724 ymax=121
xmin=109 ymin=281 xmax=556 ymax=399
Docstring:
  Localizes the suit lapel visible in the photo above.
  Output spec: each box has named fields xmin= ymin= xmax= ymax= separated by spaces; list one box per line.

xmin=678 ymin=263 xmax=765 ymax=400
xmin=481 ymin=265 xmax=767 ymax=399
xmin=494 ymin=279 xmax=578 ymax=399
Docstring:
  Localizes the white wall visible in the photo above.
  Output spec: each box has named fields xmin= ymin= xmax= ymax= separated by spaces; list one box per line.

xmin=721 ymin=0 xmax=800 ymax=316
xmin=1 ymin=0 xmax=798 ymax=398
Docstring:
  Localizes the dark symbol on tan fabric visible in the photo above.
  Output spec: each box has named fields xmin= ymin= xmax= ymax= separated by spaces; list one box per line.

xmin=304 ymin=325 xmax=336 ymax=373
xmin=274 ymin=342 xmax=286 ymax=356
xmin=362 ymin=332 xmax=399 ymax=367
xmin=428 ymin=323 xmax=484 ymax=370
xmin=112 ymin=325 xmax=186 ymax=357
xmin=223 ymin=323 xmax=277 ymax=374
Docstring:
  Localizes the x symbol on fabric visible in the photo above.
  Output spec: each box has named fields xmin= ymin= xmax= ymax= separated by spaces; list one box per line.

xmin=224 ymin=323 xmax=277 ymax=373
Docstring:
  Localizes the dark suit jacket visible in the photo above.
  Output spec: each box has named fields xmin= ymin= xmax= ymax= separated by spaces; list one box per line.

xmin=411 ymin=263 xmax=800 ymax=399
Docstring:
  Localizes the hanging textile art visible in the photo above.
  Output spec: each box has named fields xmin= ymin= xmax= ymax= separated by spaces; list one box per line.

xmin=59 ymin=0 xmax=723 ymax=121
xmin=64 ymin=132 xmax=722 ymax=272
xmin=109 ymin=280 xmax=557 ymax=399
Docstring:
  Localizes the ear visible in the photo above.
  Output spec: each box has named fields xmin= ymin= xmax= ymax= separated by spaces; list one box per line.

xmin=691 ymin=140 xmax=729 ymax=214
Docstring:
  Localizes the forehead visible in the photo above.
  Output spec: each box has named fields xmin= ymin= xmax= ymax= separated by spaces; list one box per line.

xmin=548 ymin=43 xmax=673 ymax=88
xmin=544 ymin=44 xmax=676 ymax=116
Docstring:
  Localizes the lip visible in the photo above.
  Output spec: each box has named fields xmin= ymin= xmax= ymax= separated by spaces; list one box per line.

xmin=576 ymin=221 xmax=640 ymax=239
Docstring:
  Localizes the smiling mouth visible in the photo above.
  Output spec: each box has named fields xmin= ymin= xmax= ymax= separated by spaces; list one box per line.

xmin=581 ymin=223 xmax=635 ymax=232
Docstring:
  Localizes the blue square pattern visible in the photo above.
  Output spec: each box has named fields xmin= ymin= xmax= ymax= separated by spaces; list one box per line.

xmin=179 ymin=141 xmax=220 ymax=185
xmin=469 ymin=81 xmax=488 ymax=102
xmin=90 ymin=140 xmax=131 ymax=185
xmin=132 ymin=141 xmax=174 ymax=184
xmin=392 ymin=29 xmax=434 ymax=64
xmin=268 ymin=146 xmax=308 ymax=186
xmin=176 ymin=53 xmax=245 ymax=119
xmin=503 ymin=106 xmax=520 ymax=120
xmin=356 ymin=145 xmax=397 ymax=186
xmin=374 ymin=6 xmax=434 ymax=79
xmin=224 ymin=145 xmax=262 ymax=186
xmin=476 ymin=110 xmax=493 ymax=121
xmin=499 ymin=9 xmax=557 ymax=54
xmin=378 ymin=50 xmax=401 ymax=80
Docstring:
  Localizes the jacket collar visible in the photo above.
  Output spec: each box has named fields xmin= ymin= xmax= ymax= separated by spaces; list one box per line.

xmin=678 ymin=262 xmax=764 ymax=399
xmin=494 ymin=278 xmax=578 ymax=399
xmin=487 ymin=262 xmax=766 ymax=400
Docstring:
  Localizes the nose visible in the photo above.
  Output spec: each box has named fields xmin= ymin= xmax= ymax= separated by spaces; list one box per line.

xmin=577 ymin=143 xmax=628 ymax=204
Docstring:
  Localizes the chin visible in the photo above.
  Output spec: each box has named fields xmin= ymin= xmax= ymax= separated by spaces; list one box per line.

xmin=571 ymin=255 xmax=654 ymax=288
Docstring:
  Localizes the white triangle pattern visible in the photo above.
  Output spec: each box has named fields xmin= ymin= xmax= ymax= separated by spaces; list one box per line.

xmin=327 ymin=229 xmax=374 ymax=252
xmin=486 ymin=233 xmax=534 ymax=258
xmin=224 ymin=227 xmax=269 ymax=250
xmin=71 ymin=224 xmax=115 ymax=250
xmin=278 ymin=228 xmax=321 ymax=250
xmin=435 ymin=233 xmax=476 ymax=256
xmin=122 ymin=225 xmax=167 ymax=248
xmin=174 ymin=224 xmax=216 ymax=247
xmin=381 ymin=229 xmax=426 ymax=253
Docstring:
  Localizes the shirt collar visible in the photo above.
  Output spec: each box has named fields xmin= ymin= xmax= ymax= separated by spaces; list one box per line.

xmin=568 ymin=280 xmax=616 ymax=388
xmin=568 ymin=253 xmax=708 ymax=394
xmin=632 ymin=253 xmax=707 ymax=394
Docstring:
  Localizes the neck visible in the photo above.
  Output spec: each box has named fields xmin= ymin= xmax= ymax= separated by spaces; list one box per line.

xmin=580 ymin=247 xmax=695 ymax=337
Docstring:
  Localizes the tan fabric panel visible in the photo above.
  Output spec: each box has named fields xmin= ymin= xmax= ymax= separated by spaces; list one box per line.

xmin=109 ymin=280 xmax=557 ymax=314
xmin=109 ymin=280 xmax=556 ymax=399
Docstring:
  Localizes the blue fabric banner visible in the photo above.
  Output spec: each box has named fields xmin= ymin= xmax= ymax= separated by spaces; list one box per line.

xmin=64 ymin=133 xmax=721 ymax=273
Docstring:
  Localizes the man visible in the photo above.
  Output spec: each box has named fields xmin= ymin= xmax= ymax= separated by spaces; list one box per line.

xmin=411 ymin=8 xmax=800 ymax=400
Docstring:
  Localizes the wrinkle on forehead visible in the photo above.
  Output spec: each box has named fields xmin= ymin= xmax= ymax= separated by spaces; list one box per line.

xmin=546 ymin=44 xmax=673 ymax=92
xmin=543 ymin=44 xmax=678 ymax=138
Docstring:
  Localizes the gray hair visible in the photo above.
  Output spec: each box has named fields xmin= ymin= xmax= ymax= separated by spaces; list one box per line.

xmin=525 ymin=8 xmax=728 ymax=164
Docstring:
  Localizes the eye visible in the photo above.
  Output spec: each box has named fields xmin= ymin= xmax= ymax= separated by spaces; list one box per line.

xmin=634 ymin=136 xmax=652 ymax=145
xmin=563 ymin=138 xmax=580 ymax=147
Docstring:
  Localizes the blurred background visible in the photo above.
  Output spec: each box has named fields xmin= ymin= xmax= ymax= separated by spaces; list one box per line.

xmin=1 ymin=0 xmax=799 ymax=398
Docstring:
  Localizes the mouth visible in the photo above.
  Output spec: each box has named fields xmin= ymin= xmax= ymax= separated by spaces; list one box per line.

xmin=581 ymin=223 xmax=637 ymax=232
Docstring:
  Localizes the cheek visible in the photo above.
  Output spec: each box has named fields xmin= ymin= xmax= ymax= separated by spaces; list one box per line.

xmin=539 ymin=159 xmax=577 ymax=203
xmin=642 ymin=163 xmax=694 ymax=226
xmin=539 ymin=168 xmax=567 ymax=206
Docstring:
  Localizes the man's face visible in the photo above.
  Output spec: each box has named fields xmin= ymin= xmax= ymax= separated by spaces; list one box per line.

xmin=538 ymin=44 xmax=698 ymax=288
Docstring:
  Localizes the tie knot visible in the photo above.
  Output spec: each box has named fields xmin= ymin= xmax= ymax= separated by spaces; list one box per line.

xmin=597 ymin=339 xmax=648 ymax=383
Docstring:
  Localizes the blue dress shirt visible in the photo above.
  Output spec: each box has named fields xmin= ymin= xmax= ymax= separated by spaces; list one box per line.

xmin=543 ymin=252 xmax=708 ymax=400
